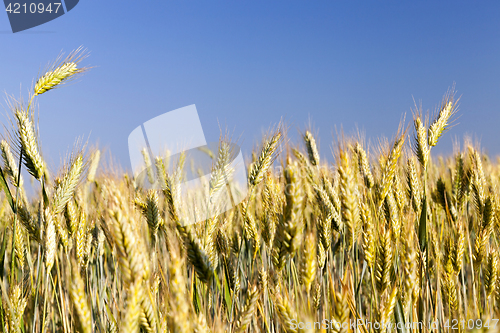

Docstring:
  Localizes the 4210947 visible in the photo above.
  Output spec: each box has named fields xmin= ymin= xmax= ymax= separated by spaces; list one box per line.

xmin=5 ymin=2 xmax=62 ymax=14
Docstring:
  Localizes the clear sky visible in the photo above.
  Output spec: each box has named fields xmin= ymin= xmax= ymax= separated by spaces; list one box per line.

xmin=1 ymin=0 xmax=500 ymax=171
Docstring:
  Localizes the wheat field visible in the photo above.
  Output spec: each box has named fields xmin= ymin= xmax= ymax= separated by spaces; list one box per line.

xmin=1 ymin=49 xmax=500 ymax=333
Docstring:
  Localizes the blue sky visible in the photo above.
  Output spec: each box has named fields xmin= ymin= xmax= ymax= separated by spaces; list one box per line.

xmin=1 ymin=0 xmax=499 ymax=171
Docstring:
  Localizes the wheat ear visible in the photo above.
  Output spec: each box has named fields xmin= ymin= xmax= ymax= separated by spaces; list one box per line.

xmin=235 ymin=285 xmax=259 ymax=333
xmin=70 ymin=263 xmax=92 ymax=333
xmin=53 ymin=154 xmax=83 ymax=214
xmin=176 ymin=223 xmax=214 ymax=283
xmin=401 ymin=233 xmax=419 ymax=308
xmin=274 ymin=294 xmax=298 ymax=333
xmin=4 ymin=285 xmax=27 ymax=333
xmin=273 ymin=163 xmax=304 ymax=270
xmin=13 ymin=223 xmax=26 ymax=267
xmin=109 ymin=207 xmax=149 ymax=285
xmin=261 ymin=172 xmax=278 ymax=247
xmin=300 ymin=232 xmax=317 ymax=293
xmin=338 ymin=148 xmax=360 ymax=249
xmin=304 ymin=130 xmax=320 ymax=166
xmin=441 ymin=258 xmax=459 ymax=315
xmin=485 ymin=250 xmax=498 ymax=298
xmin=1 ymin=140 xmax=23 ymax=187
xmin=15 ymin=109 xmax=45 ymax=180
xmin=378 ymin=135 xmax=405 ymax=210
xmin=378 ymin=286 xmax=398 ymax=332
xmin=428 ymin=97 xmax=456 ymax=147
xmin=122 ymin=279 xmax=144 ymax=333
xmin=44 ymin=208 xmax=56 ymax=272
xmin=167 ymin=240 xmax=193 ymax=332
xmin=209 ymin=140 xmax=232 ymax=201
xmin=65 ymin=198 xmax=78 ymax=235
xmin=248 ymin=131 xmax=282 ymax=187
xmin=361 ymin=201 xmax=375 ymax=269
xmin=354 ymin=142 xmax=374 ymax=189
xmin=406 ymin=158 xmax=422 ymax=212
xmin=145 ymin=190 xmax=162 ymax=235
xmin=141 ymin=148 xmax=155 ymax=185
xmin=34 ymin=47 xmax=88 ymax=95
xmin=87 ymin=149 xmax=100 ymax=183
xmin=375 ymin=227 xmax=393 ymax=294
xmin=413 ymin=116 xmax=429 ymax=169
xmin=140 ymin=289 xmax=158 ymax=333
xmin=331 ymin=290 xmax=350 ymax=333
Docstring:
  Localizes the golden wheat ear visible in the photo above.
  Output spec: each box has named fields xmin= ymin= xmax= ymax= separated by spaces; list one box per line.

xmin=34 ymin=46 xmax=90 ymax=96
xmin=428 ymin=90 xmax=458 ymax=147
xmin=235 ymin=284 xmax=259 ymax=333
xmin=52 ymin=154 xmax=84 ymax=214
xmin=303 ymin=130 xmax=320 ymax=166
xmin=353 ymin=142 xmax=374 ymax=189
xmin=338 ymin=146 xmax=360 ymax=250
xmin=14 ymin=108 xmax=45 ymax=181
xmin=248 ymin=128 xmax=283 ymax=187
xmin=4 ymin=285 xmax=27 ymax=333
xmin=413 ymin=115 xmax=429 ymax=170
xmin=70 ymin=260 xmax=92 ymax=333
